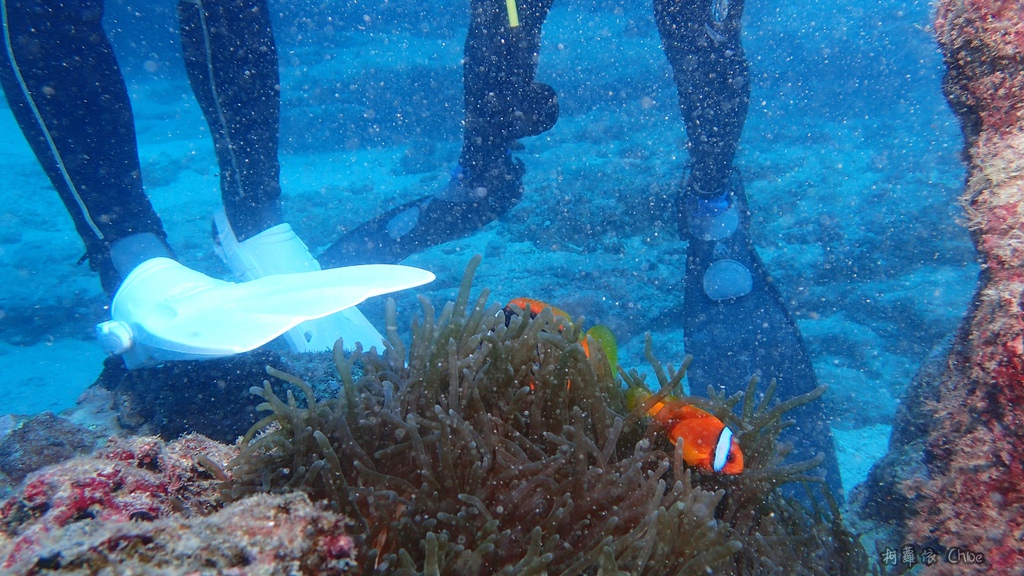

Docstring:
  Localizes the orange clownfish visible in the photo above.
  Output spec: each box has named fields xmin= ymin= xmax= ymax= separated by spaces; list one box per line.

xmin=627 ymin=387 xmax=744 ymax=474
xmin=502 ymin=297 xmax=619 ymax=389
xmin=503 ymin=297 xmax=618 ymax=366
xmin=503 ymin=297 xmax=571 ymax=329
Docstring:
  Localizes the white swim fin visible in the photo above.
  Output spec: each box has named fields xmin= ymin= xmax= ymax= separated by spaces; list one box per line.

xmin=95 ymin=257 xmax=434 ymax=369
xmin=213 ymin=207 xmax=386 ymax=353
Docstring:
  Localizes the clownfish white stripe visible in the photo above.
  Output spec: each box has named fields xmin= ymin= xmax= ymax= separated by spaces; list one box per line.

xmin=713 ymin=426 xmax=734 ymax=472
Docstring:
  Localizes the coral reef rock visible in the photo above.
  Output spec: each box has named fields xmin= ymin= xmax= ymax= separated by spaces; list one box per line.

xmin=0 ymin=412 xmax=105 ymax=498
xmin=95 ymin=348 xmax=339 ymax=443
xmin=0 ymin=435 xmax=233 ymax=570
xmin=0 ymin=432 xmax=359 ymax=574
xmin=860 ymin=0 xmax=1024 ymax=573
xmin=2 ymin=490 xmax=356 ymax=575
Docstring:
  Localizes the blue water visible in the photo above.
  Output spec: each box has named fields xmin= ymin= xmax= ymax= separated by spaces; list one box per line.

xmin=0 ymin=0 xmax=976 ymax=499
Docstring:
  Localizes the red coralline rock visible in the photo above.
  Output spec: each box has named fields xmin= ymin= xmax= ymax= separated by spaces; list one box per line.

xmin=0 ymin=412 xmax=104 ymax=491
xmin=0 ymin=434 xmax=236 ymax=570
xmin=0 ymin=434 xmax=359 ymax=574
xmin=1 ymin=491 xmax=356 ymax=575
xmin=902 ymin=0 xmax=1024 ymax=572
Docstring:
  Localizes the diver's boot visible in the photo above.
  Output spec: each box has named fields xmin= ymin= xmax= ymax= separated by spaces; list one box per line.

xmin=681 ymin=174 xmax=753 ymax=301
xmin=318 ymin=153 xmax=525 ymax=268
xmin=213 ymin=208 xmax=386 ymax=352
xmin=679 ymin=172 xmax=844 ymax=498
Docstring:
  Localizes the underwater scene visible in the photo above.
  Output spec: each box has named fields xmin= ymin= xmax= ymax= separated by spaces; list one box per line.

xmin=0 ymin=0 xmax=1019 ymax=572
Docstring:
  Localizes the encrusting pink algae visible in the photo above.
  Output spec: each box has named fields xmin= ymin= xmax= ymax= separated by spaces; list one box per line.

xmin=0 ymin=434 xmax=358 ymax=574
xmin=889 ymin=0 xmax=1024 ymax=572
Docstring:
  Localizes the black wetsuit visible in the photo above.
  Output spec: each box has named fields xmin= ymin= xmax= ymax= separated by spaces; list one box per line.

xmin=0 ymin=0 xmax=281 ymax=296
xmin=460 ymin=0 xmax=748 ymax=195
xmin=319 ymin=0 xmax=748 ymax=268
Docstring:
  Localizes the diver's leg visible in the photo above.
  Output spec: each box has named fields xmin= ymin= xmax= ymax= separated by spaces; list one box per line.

xmin=177 ymin=0 xmax=386 ymax=353
xmin=177 ymin=0 xmax=281 ymax=242
xmin=655 ymin=0 xmax=842 ymax=496
xmin=655 ymin=0 xmax=748 ymax=195
xmin=0 ymin=0 xmax=172 ymax=297
xmin=459 ymin=0 xmax=558 ymax=184
xmin=317 ymin=0 xmax=559 ymax=268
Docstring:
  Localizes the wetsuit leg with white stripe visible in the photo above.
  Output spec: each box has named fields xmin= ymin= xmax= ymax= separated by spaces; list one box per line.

xmin=0 ymin=0 xmax=167 ymax=295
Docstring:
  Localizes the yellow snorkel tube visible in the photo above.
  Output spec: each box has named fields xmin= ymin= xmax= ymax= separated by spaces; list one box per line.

xmin=506 ymin=0 xmax=520 ymax=27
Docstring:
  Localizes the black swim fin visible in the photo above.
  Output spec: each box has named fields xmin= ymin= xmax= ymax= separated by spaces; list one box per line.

xmin=680 ymin=176 xmax=843 ymax=499
xmin=318 ymin=159 xmax=524 ymax=269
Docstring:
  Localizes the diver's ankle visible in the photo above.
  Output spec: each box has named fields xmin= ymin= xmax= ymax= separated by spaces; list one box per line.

xmin=109 ymin=232 xmax=175 ymax=281
xmin=214 ymin=207 xmax=319 ymax=281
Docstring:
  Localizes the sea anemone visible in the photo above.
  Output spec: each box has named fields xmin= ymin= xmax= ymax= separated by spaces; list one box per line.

xmin=223 ymin=255 xmax=867 ymax=574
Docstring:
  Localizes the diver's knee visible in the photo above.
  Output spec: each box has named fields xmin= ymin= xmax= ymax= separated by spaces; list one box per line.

xmin=510 ymin=82 xmax=559 ymax=139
